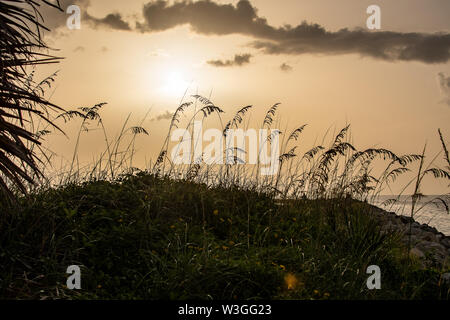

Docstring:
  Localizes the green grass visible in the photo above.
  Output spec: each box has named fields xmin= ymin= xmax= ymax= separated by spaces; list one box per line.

xmin=1 ymin=172 xmax=448 ymax=300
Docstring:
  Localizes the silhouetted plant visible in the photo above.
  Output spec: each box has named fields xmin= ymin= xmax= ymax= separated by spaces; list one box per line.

xmin=0 ymin=0 xmax=63 ymax=199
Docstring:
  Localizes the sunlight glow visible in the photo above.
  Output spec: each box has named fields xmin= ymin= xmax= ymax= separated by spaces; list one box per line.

xmin=161 ymin=71 xmax=190 ymax=97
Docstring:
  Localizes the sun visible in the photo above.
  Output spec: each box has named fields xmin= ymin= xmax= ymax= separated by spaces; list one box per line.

xmin=162 ymin=71 xmax=190 ymax=97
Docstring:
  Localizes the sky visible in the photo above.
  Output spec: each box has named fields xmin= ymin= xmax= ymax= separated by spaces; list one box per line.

xmin=32 ymin=0 xmax=450 ymax=194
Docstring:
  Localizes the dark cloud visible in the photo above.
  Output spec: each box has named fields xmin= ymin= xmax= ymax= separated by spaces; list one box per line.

xmin=207 ymin=54 xmax=252 ymax=67
xmin=41 ymin=0 xmax=450 ymax=64
xmin=280 ymin=63 xmax=293 ymax=72
xmin=134 ymin=0 xmax=450 ymax=64
xmin=437 ymin=72 xmax=450 ymax=106
xmin=40 ymin=0 xmax=90 ymax=30
xmin=137 ymin=0 xmax=265 ymax=35
xmin=251 ymin=28 xmax=450 ymax=64
xmin=85 ymin=12 xmax=131 ymax=31
xmin=39 ymin=0 xmax=130 ymax=31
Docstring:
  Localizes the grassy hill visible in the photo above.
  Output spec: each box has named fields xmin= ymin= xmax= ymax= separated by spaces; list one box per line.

xmin=1 ymin=172 xmax=448 ymax=300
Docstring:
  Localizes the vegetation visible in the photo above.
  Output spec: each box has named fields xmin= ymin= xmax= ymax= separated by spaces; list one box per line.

xmin=0 ymin=171 xmax=448 ymax=300
xmin=0 ymin=0 xmax=449 ymax=300
xmin=0 ymin=97 xmax=449 ymax=300
xmin=0 ymin=0 xmax=63 ymax=199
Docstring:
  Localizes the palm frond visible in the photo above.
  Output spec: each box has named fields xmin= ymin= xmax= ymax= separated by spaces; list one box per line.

xmin=0 ymin=0 xmax=64 ymax=199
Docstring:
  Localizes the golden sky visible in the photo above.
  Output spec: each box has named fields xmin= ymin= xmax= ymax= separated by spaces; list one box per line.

xmin=34 ymin=0 xmax=450 ymax=194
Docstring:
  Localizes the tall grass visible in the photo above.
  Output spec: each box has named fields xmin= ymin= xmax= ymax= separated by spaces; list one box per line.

xmin=5 ymin=93 xmax=449 ymax=268
xmin=4 ymin=93 xmax=448 ymax=214
xmin=0 ymin=94 xmax=449 ymax=299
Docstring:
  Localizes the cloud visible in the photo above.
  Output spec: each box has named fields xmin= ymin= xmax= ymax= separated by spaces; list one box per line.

xmin=147 ymin=49 xmax=170 ymax=58
xmin=207 ymin=54 xmax=252 ymax=67
xmin=85 ymin=12 xmax=131 ymax=30
xmin=137 ymin=0 xmax=262 ymax=35
xmin=41 ymin=0 xmax=450 ymax=64
xmin=280 ymin=63 xmax=293 ymax=72
xmin=250 ymin=28 xmax=450 ymax=64
xmin=133 ymin=0 xmax=450 ymax=64
xmin=73 ymin=46 xmax=85 ymax=52
xmin=437 ymin=72 xmax=450 ymax=106
xmin=151 ymin=111 xmax=174 ymax=121
xmin=40 ymin=0 xmax=90 ymax=30
xmin=39 ymin=0 xmax=130 ymax=31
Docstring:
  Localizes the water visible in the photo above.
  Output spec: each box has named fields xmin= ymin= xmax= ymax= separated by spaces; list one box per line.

xmin=370 ymin=195 xmax=450 ymax=235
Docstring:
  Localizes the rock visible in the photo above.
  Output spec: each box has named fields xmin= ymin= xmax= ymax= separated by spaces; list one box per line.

xmin=410 ymin=235 xmax=420 ymax=245
xmin=422 ymin=232 xmax=437 ymax=242
xmin=400 ymin=216 xmax=414 ymax=224
xmin=442 ymin=273 xmax=450 ymax=283
xmin=405 ymin=227 xmax=421 ymax=236
xmin=391 ymin=219 xmax=403 ymax=227
xmin=370 ymin=205 xmax=450 ymax=267
xmin=420 ymin=242 xmax=446 ymax=252
xmin=417 ymin=242 xmax=448 ymax=263
xmin=410 ymin=247 xmax=425 ymax=259
xmin=381 ymin=221 xmax=396 ymax=232
xmin=420 ymin=224 xmax=438 ymax=233
xmin=441 ymin=238 xmax=450 ymax=248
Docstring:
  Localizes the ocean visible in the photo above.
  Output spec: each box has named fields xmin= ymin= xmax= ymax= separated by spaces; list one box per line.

xmin=370 ymin=195 xmax=450 ymax=235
